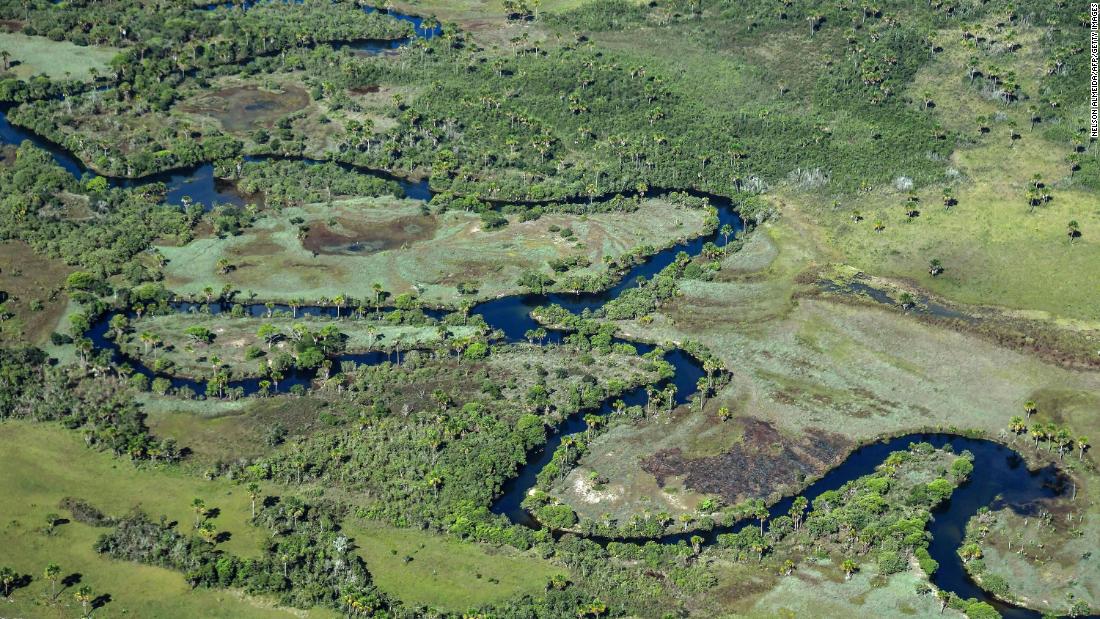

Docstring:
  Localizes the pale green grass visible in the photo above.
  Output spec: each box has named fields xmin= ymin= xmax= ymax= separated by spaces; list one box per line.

xmin=345 ymin=519 xmax=563 ymax=612
xmin=0 ymin=421 xmax=335 ymax=619
xmin=742 ymin=564 xmax=947 ymax=618
xmin=160 ymin=196 xmax=706 ymax=307
xmin=0 ymin=32 xmax=119 ymax=80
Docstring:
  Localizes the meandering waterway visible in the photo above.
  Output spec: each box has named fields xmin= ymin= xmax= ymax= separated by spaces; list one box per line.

xmin=0 ymin=7 xmax=1085 ymax=616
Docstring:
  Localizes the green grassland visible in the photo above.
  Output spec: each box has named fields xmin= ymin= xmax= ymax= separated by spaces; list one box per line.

xmin=345 ymin=519 xmax=562 ymax=611
xmin=962 ymin=503 xmax=1099 ymax=614
xmin=735 ymin=564 xmax=947 ymax=618
xmin=0 ymin=421 xmax=335 ymax=618
xmin=781 ymin=19 xmax=1100 ymax=323
xmin=0 ymin=31 xmax=119 ymax=80
xmin=118 ymin=312 xmax=481 ymax=379
xmin=159 ymin=195 xmax=707 ymax=306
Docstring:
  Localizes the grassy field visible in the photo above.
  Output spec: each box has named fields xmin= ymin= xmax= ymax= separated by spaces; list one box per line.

xmin=779 ymin=20 xmax=1100 ymax=322
xmin=0 ymin=32 xmax=119 ymax=80
xmin=119 ymin=312 xmax=481 ymax=379
xmin=345 ymin=519 xmax=562 ymax=612
xmin=963 ymin=503 xmax=1099 ymax=614
xmin=555 ymin=209 xmax=1100 ymax=524
xmin=159 ymin=196 xmax=707 ymax=306
xmin=0 ymin=421 xmax=335 ymax=619
xmin=0 ymin=241 xmax=72 ymax=345
xmin=733 ymin=563 xmax=947 ymax=618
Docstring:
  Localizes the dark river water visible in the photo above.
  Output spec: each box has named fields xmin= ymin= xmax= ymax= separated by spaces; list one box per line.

xmin=0 ymin=6 xmax=1084 ymax=615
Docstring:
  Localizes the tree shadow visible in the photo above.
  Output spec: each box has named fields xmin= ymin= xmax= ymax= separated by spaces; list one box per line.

xmin=9 ymin=572 xmax=33 ymax=594
xmin=92 ymin=593 xmax=113 ymax=609
xmin=61 ymin=572 xmax=83 ymax=588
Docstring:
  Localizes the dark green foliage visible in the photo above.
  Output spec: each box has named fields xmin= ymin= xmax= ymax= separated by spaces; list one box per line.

xmin=0 ymin=144 xmax=195 ymax=279
xmin=0 ymin=346 xmax=179 ymax=462
xmin=227 ymin=158 xmax=403 ymax=208
xmin=95 ymin=499 xmax=394 ymax=613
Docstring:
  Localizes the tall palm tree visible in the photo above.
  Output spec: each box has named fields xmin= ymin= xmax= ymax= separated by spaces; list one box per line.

xmin=247 ymin=482 xmax=260 ymax=518
xmin=1030 ymin=423 xmax=1045 ymax=449
xmin=1024 ymin=400 xmax=1038 ymax=419
xmin=74 ymin=585 xmax=94 ymax=618
xmin=0 ymin=566 xmax=15 ymax=598
xmin=44 ymin=563 xmax=60 ymax=599
xmin=1008 ymin=415 xmax=1026 ymax=438
xmin=841 ymin=559 xmax=858 ymax=580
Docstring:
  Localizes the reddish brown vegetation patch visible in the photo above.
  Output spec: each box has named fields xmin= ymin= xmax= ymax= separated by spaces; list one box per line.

xmin=641 ymin=418 xmax=851 ymax=503
xmin=0 ymin=19 xmax=22 ymax=32
xmin=178 ymin=84 xmax=310 ymax=133
xmin=302 ymin=214 xmax=437 ymax=255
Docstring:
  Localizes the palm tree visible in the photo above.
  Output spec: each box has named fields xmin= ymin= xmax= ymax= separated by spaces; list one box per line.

xmin=44 ymin=562 xmax=61 ymax=599
xmin=720 ymin=223 xmax=734 ymax=245
xmin=1008 ymin=415 xmax=1026 ymax=438
xmin=74 ymin=585 xmax=94 ymax=618
xmin=191 ymin=497 xmax=207 ymax=527
xmin=1068 ymin=220 xmax=1081 ymax=241
xmin=0 ymin=566 xmax=15 ymax=599
xmin=841 ymin=558 xmax=858 ymax=580
xmin=1055 ymin=428 xmax=1073 ymax=459
xmin=372 ymin=282 xmax=385 ymax=315
xmin=1046 ymin=422 xmax=1059 ymax=451
xmin=690 ymin=535 xmax=703 ymax=556
xmin=198 ymin=521 xmax=218 ymax=544
xmin=247 ymin=482 xmax=260 ymax=518
xmin=1031 ymin=423 xmax=1045 ymax=449
xmin=1024 ymin=400 xmax=1038 ymax=419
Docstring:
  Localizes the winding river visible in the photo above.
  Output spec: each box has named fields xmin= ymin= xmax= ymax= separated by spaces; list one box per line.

xmin=0 ymin=7 xmax=1088 ymax=617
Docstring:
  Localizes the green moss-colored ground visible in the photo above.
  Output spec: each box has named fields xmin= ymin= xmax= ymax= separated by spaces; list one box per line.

xmin=962 ymin=504 xmax=1099 ymax=614
xmin=0 ymin=241 xmax=71 ymax=345
xmin=159 ymin=196 xmax=707 ymax=306
xmin=0 ymin=32 xmax=119 ymax=80
xmin=0 ymin=421 xmax=334 ymax=619
xmin=345 ymin=519 xmax=563 ymax=612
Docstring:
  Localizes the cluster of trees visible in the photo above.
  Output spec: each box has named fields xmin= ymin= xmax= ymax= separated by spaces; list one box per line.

xmin=210 ymin=344 xmax=660 ymax=547
xmin=0 ymin=143 xmax=198 ymax=280
xmin=1007 ymin=413 xmax=1089 ymax=461
xmin=716 ymin=444 xmax=964 ymax=573
xmin=1 ymin=0 xmax=411 ymax=175
xmin=226 ymin=158 xmax=403 ymax=209
xmin=0 ymin=346 xmax=181 ymax=462
xmin=94 ymin=498 xmax=396 ymax=614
